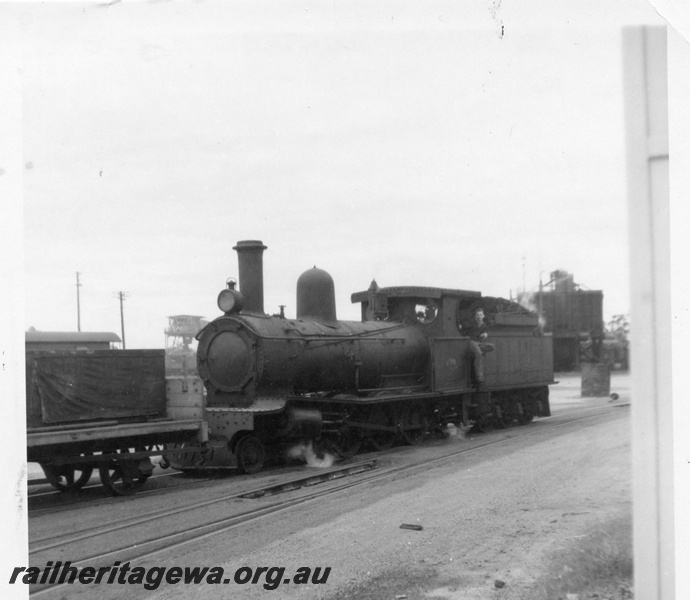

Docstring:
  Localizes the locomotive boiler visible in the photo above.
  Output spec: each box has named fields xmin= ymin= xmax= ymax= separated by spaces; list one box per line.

xmin=194 ymin=240 xmax=554 ymax=474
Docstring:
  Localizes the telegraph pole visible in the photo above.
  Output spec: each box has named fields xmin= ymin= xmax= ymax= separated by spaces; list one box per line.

xmin=114 ymin=291 xmax=130 ymax=349
xmin=76 ymin=272 xmax=82 ymax=332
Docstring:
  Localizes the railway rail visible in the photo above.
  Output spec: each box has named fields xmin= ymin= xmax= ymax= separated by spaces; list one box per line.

xmin=27 ymin=470 xmax=218 ymax=515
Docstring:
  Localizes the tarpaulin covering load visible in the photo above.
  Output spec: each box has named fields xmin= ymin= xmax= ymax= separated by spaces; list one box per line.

xmin=26 ymin=350 xmax=166 ymax=428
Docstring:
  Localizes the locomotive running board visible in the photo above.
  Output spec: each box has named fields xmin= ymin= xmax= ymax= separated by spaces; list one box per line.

xmin=291 ymin=388 xmax=474 ymax=405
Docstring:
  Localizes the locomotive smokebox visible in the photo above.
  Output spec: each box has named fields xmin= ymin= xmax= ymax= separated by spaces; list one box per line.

xmin=296 ymin=267 xmax=337 ymax=324
xmin=233 ymin=240 xmax=267 ymax=315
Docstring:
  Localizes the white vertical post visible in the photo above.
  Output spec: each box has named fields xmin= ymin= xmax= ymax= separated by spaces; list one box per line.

xmin=623 ymin=26 xmax=673 ymax=600
xmin=668 ymin=25 xmax=690 ymax=600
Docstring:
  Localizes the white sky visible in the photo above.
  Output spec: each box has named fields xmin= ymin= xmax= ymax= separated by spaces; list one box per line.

xmin=12 ymin=0 xmax=666 ymax=348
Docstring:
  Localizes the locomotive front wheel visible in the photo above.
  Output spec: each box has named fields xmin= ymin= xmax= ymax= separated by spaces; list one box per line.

xmin=41 ymin=463 xmax=94 ymax=492
xmin=367 ymin=406 xmax=397 ymax=451
xmin=98 ymin=449 xmax=152 ymax=496
xmin=235 ymin=435 xmax=266 ymax=475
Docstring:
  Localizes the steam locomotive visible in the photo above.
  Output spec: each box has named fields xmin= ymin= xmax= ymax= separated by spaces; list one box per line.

xmin=192 ymin=241 xmax=554 ymax=474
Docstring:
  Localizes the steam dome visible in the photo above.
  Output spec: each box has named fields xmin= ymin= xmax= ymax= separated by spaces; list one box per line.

xmin=296 ymin=267 xmax=337 ymax=324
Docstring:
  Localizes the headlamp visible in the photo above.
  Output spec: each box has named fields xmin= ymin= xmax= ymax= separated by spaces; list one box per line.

xmin=217 ymin=278 xmax=244 ymax=313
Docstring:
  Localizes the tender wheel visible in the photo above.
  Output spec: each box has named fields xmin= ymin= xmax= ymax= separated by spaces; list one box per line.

xmin=532 ymin=386 xmax=550 ymax=417
xmin=98 ymin=449 xmax=152 ymax=496
xmin=235 ymin=435 xmax=266 ymax=474
xmin=367 ymin=405 xmax=397 ymax=451
xmin=400 ymin=402 xmax=430 ymax=445
xmin=495 ymin=392 xmax=519 ymax=428
xmin=41 ymin=463 xmax=93 ymax=492
xmin=518 ymin=401 xmax=534 ymax=425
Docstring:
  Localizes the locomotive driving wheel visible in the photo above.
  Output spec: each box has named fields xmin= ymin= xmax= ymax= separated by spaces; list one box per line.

xmin=400 ymin=401 xmax=430 ymax=445
xmin=327 ymin=427 xmax=362 ymax=458
xmin=234 ymin=434 xmax=266 ymax=474
xmin=473 ymin=414 xmax=494 ymax=433
xmin=366 ymin=405 xmax=397 ymax=451
xmin=41 ymin=462 xmax=93 ymax=492
xmin=98 ymin=448 xmax=153 ymax=496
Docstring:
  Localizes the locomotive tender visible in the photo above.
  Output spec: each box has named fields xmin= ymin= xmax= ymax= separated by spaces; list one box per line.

xmin=195 ymin=240 xmax=555 ymax=474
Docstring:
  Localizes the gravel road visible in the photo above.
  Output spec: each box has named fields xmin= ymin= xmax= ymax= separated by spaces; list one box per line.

xmin=180 ymin=408 xmax=629 ymax=600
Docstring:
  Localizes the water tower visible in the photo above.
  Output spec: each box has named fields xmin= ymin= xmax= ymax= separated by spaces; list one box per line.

xmin=164 ymin=315 xmax=207 ymax=375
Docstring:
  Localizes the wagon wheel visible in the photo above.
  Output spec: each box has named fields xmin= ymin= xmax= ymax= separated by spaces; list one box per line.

xmin=41 ymin=463 xmax=93 ymax=492
xmin=98 ymin=449 xmax=152 ymax=496
xmin=400 ymin=401 xmax=430 ymax=445
xmin=327 ymin=427 xmax=363 ymax=458
xmin=235 ymin=434 xmax=266 ymax=474
xmin=367 ymin=405 xmax=397 ymax=451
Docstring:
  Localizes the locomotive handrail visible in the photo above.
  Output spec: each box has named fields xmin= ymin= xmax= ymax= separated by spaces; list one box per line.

xmin=253 ymin=322 xmax=413 ymax=343
xmin=252 ymin=324 xmax=414 ymax=350
xmin=269 ymin=335 xmax=408 ymax=343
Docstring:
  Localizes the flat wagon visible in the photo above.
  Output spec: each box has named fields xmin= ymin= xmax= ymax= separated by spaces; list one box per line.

xmin=26 ymin=349 xmax=207 ymax=495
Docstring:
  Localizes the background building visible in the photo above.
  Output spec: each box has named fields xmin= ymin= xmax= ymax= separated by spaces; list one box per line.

xmin=25 ymin=330 xmax=121 ymax=352
xmin=533 ymin=270 xmax=604 ymax=372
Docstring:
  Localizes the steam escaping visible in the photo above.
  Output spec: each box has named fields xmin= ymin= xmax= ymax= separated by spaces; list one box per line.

xmin=444 ymin=421 xmax=474 ymax=442
xmin=286 ymin=441 xmax=335 ymax=468
xmin=517 ymin=292 xmax=546 ymax=329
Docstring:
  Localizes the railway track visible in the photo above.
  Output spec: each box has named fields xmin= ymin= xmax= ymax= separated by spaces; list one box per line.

xmin=28 ymin=403 xmax=627 ymax=597
xmin=28 ymin=397 xmax=623 ymax=513
xmin=28 ymin=469 xmax=233 ymax=515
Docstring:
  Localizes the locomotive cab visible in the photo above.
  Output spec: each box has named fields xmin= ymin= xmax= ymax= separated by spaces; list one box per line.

xmin=351 ymin=284 xmax=483 ymax=394
xmin=352 ymin=283 xmax=481 ymax=338
xmin=351 ymin=284 xmax=554 ymax=400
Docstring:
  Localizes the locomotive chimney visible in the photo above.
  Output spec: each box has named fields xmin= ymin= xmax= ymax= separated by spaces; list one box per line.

xmin=233 ymin=240 xmax=267 ymax=315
